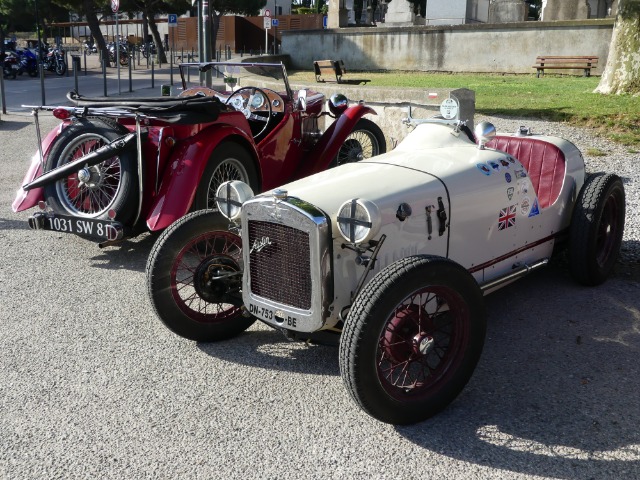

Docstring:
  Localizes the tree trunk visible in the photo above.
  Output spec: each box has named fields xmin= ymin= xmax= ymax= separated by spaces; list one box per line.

xmin=595 ymin=0 xmax=640 ymax=94
xmin=145 ymin=8 xmax=167 ymax=64
xmin=83 ymin=0 xmax=109 ymax=67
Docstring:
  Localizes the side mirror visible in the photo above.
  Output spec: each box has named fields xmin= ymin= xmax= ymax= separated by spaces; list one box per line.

xmin=297 ymin=89 xmax=307 ymax=112
xmin=475 ymin=121 xmax=496 ymax=149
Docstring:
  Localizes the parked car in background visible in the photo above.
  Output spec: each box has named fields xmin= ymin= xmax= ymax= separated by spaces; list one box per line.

xmin=12 ymin=61 xmax=385 ymax=247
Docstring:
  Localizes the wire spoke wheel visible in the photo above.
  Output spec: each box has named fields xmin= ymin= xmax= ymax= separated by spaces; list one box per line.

xmin=44 ymin=120 xmax=137 ymax=224
xmin=205 ymin=158 xmax=251 ymax=209
xmin=55 ymin=135 xmax=123 ymax=216
xmin=333 ymin=118 xmax=386 ymax=167
xmin=340 ymin=255 xmax=486 ymax=424
xmin=377 ymin=287 xmax=468 ymax=400
xmin=147 ymin=210 xmax=256 ymax=342
xmin=170 ymin=229 xmax=243 ymax=323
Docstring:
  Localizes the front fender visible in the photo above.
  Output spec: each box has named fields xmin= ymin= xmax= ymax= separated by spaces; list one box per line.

xmin=146 ymin=124 xmax=256 ymax=231
xmin=12 ymin=124 xmax=66 ymax=212
xmin=296 ymin=104 xmax=377 ymax=178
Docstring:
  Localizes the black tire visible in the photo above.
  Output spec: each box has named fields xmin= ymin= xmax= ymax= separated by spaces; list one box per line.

xmin=333 ymin=118 xmax=386 ymax=167
xmin=55 ymin=60 xmax=66 ymax=76
xmin=28 ymin=69 xmax=38 ymax=77
xmin=146 ymin=209 xmax=255 ymax=341
xmin=569 ymin=173 xmax=625 ymax=286
xmin=339 ymin=255 xmax=486 ymax=425
xmin=194 ymin=141 xmax=259 ymax=211
xmin=43 ymin=119 xmax=138 ymax=224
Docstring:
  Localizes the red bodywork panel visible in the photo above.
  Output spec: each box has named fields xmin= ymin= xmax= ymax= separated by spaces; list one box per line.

xmin=146 ymin=118 xmax=256 ymax=231
xmin=12 ymin=123 xmax=68 ymax=212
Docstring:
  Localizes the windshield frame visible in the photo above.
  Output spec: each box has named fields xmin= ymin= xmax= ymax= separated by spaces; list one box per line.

xmin=179 ymin=61 xmax=293 ymax=100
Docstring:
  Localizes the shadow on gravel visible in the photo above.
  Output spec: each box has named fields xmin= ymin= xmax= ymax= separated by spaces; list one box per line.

xmin=0 ymin=216 xmax=32 ymax=231
xmin=0 ymin=119 xmax=32 ymax=132
xmin=396 ymin=265 xmax=640 ymax=479
xmin=88 ymin=232 xmax=159 ymax=272
xmin=197 ymin=329 xmax=340 ymax=377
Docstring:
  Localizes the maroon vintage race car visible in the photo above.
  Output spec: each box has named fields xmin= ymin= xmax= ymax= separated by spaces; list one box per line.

xmin=12 ymin=61 xmax=385 ymax=246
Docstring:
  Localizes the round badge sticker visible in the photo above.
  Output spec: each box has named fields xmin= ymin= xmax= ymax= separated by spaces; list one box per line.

xmin=439 ymin=98 xmax=459 ymax=120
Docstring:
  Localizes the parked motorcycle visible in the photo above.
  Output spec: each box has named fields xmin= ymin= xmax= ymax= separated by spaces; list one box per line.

xmin=83 ymin=40 xmax=97 ymax=55
xmin=41 ymin=46 xmax=66 ymax=76
xmin=16 ymin=48 xmax=38 ymax=77
xmin=140 ymin=41 xmax=156 ymax=58
xmin=2 ymin=51 xmax=19 ymax=79
xmin=108 ymin=41 xmax=129 ymax=66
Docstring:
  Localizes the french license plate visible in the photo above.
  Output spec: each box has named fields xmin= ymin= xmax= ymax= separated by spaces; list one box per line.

xmin=28 ymin=212 xmax=123 ymax=241
xmin=11 ymin=64 xmax=19 ymax=70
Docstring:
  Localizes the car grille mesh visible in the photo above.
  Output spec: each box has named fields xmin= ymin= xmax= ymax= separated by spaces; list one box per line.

xmin=248 ymin=220 xmax=312 ymax=310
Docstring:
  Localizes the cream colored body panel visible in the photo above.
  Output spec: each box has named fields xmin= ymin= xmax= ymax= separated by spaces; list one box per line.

xmin=242 ymin=123 xmax=586 ymax=332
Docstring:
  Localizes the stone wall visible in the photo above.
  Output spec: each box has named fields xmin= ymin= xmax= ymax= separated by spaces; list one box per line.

xmin=281 ymin=19 xmax=614 ymax=75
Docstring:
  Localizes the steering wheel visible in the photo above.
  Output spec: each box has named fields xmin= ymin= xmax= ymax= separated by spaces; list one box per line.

xmin=225 ymin=87 xmax=274 ymax=139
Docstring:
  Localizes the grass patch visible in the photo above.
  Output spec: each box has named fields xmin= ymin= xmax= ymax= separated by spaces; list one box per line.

xmin=287 ymin=70 xmax=640 ymax=145
xmin=585 ymin=148 xmax=607 ymax=157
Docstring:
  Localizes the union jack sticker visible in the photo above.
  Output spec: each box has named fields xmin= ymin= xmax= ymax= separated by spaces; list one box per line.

xmin=498 ymin=205 xmax=517 ymax=230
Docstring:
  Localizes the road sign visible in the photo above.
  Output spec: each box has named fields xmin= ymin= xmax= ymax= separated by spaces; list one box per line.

xmin=264 ymin=9 xmax=271 ymax=17
xmin=272 ymin=19 xmax=279 ymax=27
xmin=264 ymin=16 xmax=271 ymax=29
xmin=168 ymin=14 xmax=178 ymax=27
xmin=111 ymin=0 xmax=119 ymax=13
xmin=323 ymin=16 xmax=328 ymax=28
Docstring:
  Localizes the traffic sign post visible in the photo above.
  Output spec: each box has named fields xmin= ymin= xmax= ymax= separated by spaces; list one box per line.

xmin=168 ymin=14 xmax=177 ymax=87
xmin=264 ymin=16 xmax=271 ymax=53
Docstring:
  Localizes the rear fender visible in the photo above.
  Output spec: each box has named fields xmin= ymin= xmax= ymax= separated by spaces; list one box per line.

xmin=146 ymin=125 xmax=256 ymax=231
xmin=12 ymin=123 xmax=67 ymax=212
xmin=295 ymin=104 xmax=377 ymax=179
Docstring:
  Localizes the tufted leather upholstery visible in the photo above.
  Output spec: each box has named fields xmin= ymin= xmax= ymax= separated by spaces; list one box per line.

xmin=486 ymin=136 xmax=566 ymax=209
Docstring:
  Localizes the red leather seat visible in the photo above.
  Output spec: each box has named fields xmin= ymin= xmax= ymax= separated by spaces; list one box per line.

xmin=487 ymin=136 xmax=566 ymax=209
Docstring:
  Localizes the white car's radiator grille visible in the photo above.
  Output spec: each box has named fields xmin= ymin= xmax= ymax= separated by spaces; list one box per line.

xmin=247 ymin=220 xmax=312 ymax=310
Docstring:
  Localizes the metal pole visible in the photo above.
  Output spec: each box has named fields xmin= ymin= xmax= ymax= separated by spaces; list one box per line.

xmin=128 ymin=56 xmax=132 ymax=92
xmin=0 ymin=71 xmax=6 ymax=115
xmin=103 ymin=58 xmax=108 ymax=97
xmin=151 ymin=62 xmax=155 ymax=88
xmin=116 ymin=14 xmax=121 ymax=94
xmin=73 ymin=58 xmax=79 ymax=92
xmin=196 ymin=0 xmax=204 ymax=85
xmin=35 ymin=0 xmax=45 ymax=106
xmin=202 ymin=0 xmax=211 ymax=87
xmin=170 ymin=34 xmax=174 ymax=86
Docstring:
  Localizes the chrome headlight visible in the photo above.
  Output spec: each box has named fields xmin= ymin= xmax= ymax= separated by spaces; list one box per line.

xmin=337 ymin=198 xmax=381 ymax=245
xmin=328 ymin=93 xmax=349 ymax=116
xmin=215 ymin=181 xmax=254 ymax=221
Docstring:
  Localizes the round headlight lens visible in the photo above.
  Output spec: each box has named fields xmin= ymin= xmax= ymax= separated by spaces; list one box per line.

xmin=328 ymin=93 xmax=349 ymax=116
xmin=337 ymin=198 xmax=381 ymax=245
xmin=215 ymin=181 xmax=254 ymax=221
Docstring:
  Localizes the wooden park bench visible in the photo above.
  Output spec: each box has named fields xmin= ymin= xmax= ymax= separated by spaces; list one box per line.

xmin=533 ymin=55 xmax=599 ymax=78
xmin=313 ymin=60 xmax=370 ymax=85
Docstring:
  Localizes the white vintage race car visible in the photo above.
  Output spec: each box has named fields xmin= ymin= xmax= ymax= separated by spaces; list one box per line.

xmin=153 ymin=100 xmax=626 ymax=425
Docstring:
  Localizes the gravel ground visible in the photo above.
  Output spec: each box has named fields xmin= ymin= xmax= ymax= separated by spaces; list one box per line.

xmin=0 ymin=112 xmax=638 ymax=479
